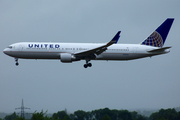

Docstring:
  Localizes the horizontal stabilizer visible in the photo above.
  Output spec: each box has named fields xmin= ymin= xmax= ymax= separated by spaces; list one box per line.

xmin=147 ymin=46 xmax=171 ymax=53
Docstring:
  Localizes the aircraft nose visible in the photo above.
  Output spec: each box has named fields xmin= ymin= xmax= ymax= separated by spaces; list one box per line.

xmin=3 ymin=48 xmax=9 ymax=55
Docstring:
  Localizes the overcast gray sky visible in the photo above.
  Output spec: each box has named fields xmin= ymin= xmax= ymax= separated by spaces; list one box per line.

xmin=1 ymin=0 xmax=180 ymax=113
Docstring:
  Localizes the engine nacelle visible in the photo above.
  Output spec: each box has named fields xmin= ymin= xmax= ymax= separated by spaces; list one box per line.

xmin=60 ymin=53 xmax=78 ymax=63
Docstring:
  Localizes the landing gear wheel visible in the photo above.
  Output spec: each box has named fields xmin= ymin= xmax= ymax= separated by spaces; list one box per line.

xmin=83 ymin=63 xmax=92 ymax=68
xmin=84 ymin=59 xmax=93 ymax=68
xmin=15 ymin=63 xmax=19 ymax=66
xmin=15 ymin=58 xmax=19 ymax=66
xmin=84 ymin=64 xmax=88 ymax=68
xmin=88 ymin=63 xmax=92 ymax=67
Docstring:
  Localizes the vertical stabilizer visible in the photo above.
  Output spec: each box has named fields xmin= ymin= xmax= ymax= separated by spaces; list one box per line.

xmin=141 ymin=18 xmax=174 ymax=47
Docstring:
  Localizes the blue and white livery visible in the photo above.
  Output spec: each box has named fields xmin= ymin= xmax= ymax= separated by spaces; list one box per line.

xmin=3 ymin=18 xmax=174 ymax=68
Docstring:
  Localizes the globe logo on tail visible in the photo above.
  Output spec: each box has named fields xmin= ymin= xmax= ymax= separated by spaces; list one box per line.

xmin=141 ymin=31 xmax=163 ymax=47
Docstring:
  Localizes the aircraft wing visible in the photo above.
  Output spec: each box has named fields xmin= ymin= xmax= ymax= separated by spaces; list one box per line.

xmin=74 ymin=31 xmax=121 ymax=59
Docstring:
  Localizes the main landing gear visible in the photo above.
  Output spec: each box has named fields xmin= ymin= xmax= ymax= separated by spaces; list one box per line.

xmin=15 ymin=58 xmax=19 ymax=66
xmin=84 ymin=59 xmax=92 ymax=68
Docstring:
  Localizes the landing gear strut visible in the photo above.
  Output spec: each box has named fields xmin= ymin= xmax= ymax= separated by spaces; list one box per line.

xmin=15 ymin=58 xmax=19 ymax=66
xmin=84 ymin=59 xmax=92 ymax=68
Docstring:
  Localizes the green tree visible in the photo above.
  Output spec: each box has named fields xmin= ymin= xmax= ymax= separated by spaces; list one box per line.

xmin=102 ymin=114 xmax=111 ymax=120
xmin=74 ymin=110 xmax=87 ymax=120
xmin=4 ymin=112 xmax=18 ymax=120
xmin=91 ymin=108 xmax=147 ymax=120
xmin=69 ymin=113 xmax=75 ymax=120
xmin=92 ymin=108 xmax=113 ymax=120
xmin=118 ymin=110 xmax=132 ymax=120
xmin=150 ymin=108 xmax=179 ymax=120
xmin=14 ymin=117 xmax=25 ymax=120
xmin=52 ymin=110 xmax=70 ymax=120
xmin=131 ymin=111 xmax=147 ymax=120
xmin=31 ymin=110 xmax=52 ymax=120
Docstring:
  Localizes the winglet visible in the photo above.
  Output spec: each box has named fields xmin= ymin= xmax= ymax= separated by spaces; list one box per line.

xmin=75 ymin=31 xmax=121 ymax=56
xmin=112 ymin=31 xmax=121 ymax=43
xmin=107 ymin=31 xmax=121 ymax=45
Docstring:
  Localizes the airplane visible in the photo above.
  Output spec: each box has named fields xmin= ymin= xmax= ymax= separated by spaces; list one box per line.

xmin=3 ymin=18 xmax=174 ymax=68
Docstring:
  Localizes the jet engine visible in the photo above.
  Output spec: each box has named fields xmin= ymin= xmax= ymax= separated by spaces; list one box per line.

xmin=60 ymin=53 xmax=79 ymax=63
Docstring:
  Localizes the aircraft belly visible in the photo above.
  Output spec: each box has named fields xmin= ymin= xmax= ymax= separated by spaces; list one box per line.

xmin=97 ymin=53 xmax=149 ymax=60
xmin=9 ymin=51 xmax=60 ymax=59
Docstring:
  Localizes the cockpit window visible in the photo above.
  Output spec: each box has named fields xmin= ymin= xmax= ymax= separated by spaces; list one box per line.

xmin=8 ymin=46 xmax=13 ymax=49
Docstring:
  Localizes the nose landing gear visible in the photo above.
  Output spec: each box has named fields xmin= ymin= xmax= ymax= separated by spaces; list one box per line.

xmin=15 ymin=58 xmax=19 ymax=66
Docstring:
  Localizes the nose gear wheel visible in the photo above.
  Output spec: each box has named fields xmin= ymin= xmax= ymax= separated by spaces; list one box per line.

xmin=15 ymin=58 xmax=19 ymax=66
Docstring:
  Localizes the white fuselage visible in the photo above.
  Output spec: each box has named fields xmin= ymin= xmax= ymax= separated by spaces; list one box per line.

xmin=3 ymin=42 xmax=169 ymax=61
